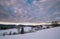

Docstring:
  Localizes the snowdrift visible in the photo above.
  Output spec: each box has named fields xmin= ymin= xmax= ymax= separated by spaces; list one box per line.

xmin=0 ymin=27 xmax=60 ymax=39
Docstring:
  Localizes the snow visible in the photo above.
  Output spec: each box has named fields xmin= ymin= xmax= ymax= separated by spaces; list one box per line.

xmin=0 ymin=27 xmax=60 ymax=39
xmin=24 ymin=27 xmax=32 ymax=32
xmin=0 ymin=28 xmax=18 ymax=36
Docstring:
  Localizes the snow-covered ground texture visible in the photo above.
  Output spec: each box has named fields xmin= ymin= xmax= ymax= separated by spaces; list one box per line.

xmin=0 ymin=28 xmax=18 ymax=36
xmin=0 ymin=26 xmax=60 ymax=39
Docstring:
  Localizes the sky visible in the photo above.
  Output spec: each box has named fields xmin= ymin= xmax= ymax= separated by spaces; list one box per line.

xmin=0 ymin=0 xmax=60 ymax=23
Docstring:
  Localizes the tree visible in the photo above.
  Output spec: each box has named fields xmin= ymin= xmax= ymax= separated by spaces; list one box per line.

xmin=21 ymin=27 xmax=24 ymax=34
xmin=51 ymin=21 xmax=59 ymax=27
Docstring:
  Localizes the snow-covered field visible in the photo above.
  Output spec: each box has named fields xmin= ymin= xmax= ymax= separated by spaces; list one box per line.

xmin=0 ymin=27 xmax=60 ymax=39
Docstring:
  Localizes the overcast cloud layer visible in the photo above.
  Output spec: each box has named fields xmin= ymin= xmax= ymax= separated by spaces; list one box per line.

xmin=0 ymin=0 xmax=60 ymax=23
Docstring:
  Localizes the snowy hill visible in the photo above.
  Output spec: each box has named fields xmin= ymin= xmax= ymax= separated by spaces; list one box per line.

xmin=0 ymin=27 xmax=60 ymax=39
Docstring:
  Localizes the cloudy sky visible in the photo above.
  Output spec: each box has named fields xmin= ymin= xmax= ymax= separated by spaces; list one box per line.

xmin=0 ymin=0 xmax=60 ymax=23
